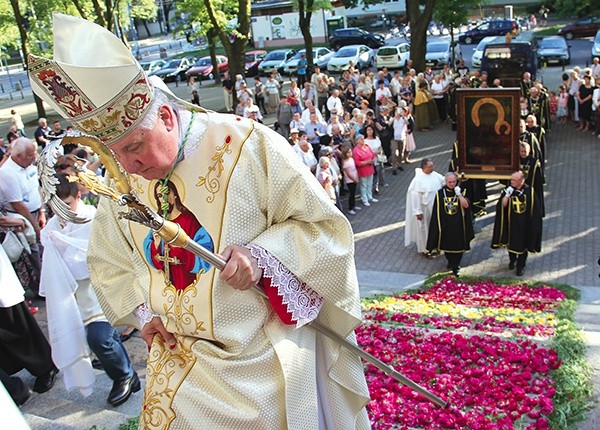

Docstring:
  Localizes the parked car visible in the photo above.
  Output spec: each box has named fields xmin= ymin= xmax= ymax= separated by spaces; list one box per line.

xmin=149 ymin=58 xmax=193 ymax=82
xmin=258 ymin=49 xmax=296 ymax=76
xmin=472 ymin=36 xmax=502 ymax=68
xmin=557 ymin=17 xmax=600 ymax=40
xmin=458 ymin=19 xmax=518 ymax=45
xmin=592 ymin=30 xmax=600 ymax=61
xmin=327 ymin=45 xmax=374 ymax=73
xmin=329 ymin=28 xmax=385 ymax=50
xmin=244 ymin=50 xmax=267 ymax=76
xmin=140 ymin=60 xmax=166 ymax=74
xmin=282 ymin=48 xmax=334 ymax=75
xmin=186 ymin=55 xmax=229 ymax=80
xmin=425 ymin=40 xmax=461 ymax=69
xmin=537 ymin=36 xmax=570 ymax=67
xmin=375 ymin=42 xmax=411 ymax=69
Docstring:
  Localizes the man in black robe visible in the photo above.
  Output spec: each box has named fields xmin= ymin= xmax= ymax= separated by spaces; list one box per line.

xmin=491 ymin=171 xmax=543 ymax=276
xmin=519 ymin=142 xmax=545 ymax=217
xmin=449 ymin=141 xmax=487 ymax=217
xmin=426 ymin=172 xmax=474 ymax=277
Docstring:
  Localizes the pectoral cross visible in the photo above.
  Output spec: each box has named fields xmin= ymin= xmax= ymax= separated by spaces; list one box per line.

xmin=511 ymin=196 xmax=527 ymax=214
xmin=155 ymin=243 xmax=181 ymax=283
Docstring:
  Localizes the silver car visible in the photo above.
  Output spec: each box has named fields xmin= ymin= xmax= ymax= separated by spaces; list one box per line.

xmin=425 ymin=41 xmax=461 ymax=69
xmin=537 ymin=36 xmax=570 ymax=67
xmin=327 ymin=45 xmax=374 ymax=73
xmin=283 ymin=48 xmax=333 ymax=75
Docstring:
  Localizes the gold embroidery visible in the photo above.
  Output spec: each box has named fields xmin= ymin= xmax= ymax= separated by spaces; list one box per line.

xmin=443 ymin=197 xmax=458 ymax=215
xmin=142 ymin=336 xmax=197 ymax=429
xmin=196 ymin=135 xmax=233 ymax=203
xmin=162 ymin=283 xmax=207 ymax=335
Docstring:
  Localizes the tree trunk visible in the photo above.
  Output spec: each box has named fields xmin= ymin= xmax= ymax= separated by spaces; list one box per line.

xmin=202 ymin=0 xmax=250 ymax=87
xmin=142 ymin=19 xmax=151 ymax=38
xmin=407 ymin=0 xmax=436 ymax=72
xmin=207 ymin=30 xmax=221 ymax=85
xmin=163 ymin=4 xmax=172 ymax=33
xmin=90 ymin=0 xmax=107 ymax=27
xmin=450 ymin=26 xmax=456 ymax=67
xmin=299 ymin=0 xmax=315 ymax=71
xmin=9 ymin=0 xmax=46 ymax=118
xmin=70 ymin=0 xmax=88 ymax=20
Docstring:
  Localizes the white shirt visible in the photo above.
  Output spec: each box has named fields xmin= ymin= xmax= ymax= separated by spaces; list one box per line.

xmin=430 ymin=80 xmax=446 ymax=99
xmin=326 ymin=96 xmax=343 ymax=116
xmin=0 ymin=244 xmax=25 ymax=308
xmin=393 ymin=117 xmax=407 ymax=141
xmin=0 ymin=157 xmax=42 ymax=212
xmin=376 ymin=87 xmax=392 ymax=102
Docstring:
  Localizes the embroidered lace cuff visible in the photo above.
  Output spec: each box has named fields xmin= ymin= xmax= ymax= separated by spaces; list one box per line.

xmin=133 ymin=303 xmax=158 ymax=329
xmin=247 ymin=244 xmax=323 ymax=328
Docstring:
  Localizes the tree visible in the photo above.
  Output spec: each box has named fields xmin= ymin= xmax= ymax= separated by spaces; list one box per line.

xmin=434 ymin=0 xmax=483 ymax=67
xmin=293 ymin=0 xmax=332 ymax=70
xmin=406 ymin=0 xmax=436 ymax=72
xmin=547 ymin=0 xmax=594 ymax=18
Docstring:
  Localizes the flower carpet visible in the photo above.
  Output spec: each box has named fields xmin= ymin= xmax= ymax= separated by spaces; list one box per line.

xmin=358 ymin=276 xmax=592 ymax=430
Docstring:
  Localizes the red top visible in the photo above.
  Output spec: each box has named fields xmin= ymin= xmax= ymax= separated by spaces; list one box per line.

xmin=353 ymin=144 xmax=375 ymax=177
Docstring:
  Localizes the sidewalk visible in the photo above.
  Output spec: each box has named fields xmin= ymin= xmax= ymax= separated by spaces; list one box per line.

xmin=7 ymin=68 xmax=600 ymax=429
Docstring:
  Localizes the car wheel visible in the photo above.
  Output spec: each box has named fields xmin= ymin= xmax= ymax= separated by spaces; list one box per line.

xmin=464 ymin=36 xmax=473 ymax=45
xmin=565 ymin=32 xmax=574 ymax=40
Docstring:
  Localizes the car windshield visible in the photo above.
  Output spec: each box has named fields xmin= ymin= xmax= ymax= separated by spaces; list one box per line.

xmin=245 ymin=54 xmax=256 ymax=62
xmin=290 ymin=50 xmax=308 ymax=60
xmin=476 ymin=39 xmax=492 ymax=51
xmin=595 ymin=33 xmax=600 ymax=43
xmin=427 ymin=43 xmax=448 ymax=53
xmin=540 ymin=39 xmax=565 ymax=49
xmin=336 ymin=47 xmax=357 ymax=58
xmin=378 ymin=47 xmax=398 ymax=56
xmin=165 ymin=60 xmax=181 ymax=68
xmin=265 ymin=52 xmax=285 ymax=61
xmin=140 ymin=63 xmax=151 ymax=71
xmin=195 ymin=58 xmax=211 ymax=66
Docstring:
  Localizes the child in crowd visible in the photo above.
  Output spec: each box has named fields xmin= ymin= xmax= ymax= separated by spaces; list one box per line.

xmin=341 ymin=147 xmax=360 ymax=215
xmin=548 ymin=91 xmax=558 ymax=123
xmin=375 ymin=146 xmax=389 ymax=190
xmin=557 ymin=85 xmax=569 ymax=124
xmin=402 ymin=106 xmax=416 ymax=163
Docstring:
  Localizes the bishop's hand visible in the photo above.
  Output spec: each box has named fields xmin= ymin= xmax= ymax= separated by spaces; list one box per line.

xmin=141 ymin=316 xmax=176 ymax=350
xmin=505 ymin=186 xmax=514 ymax=196
xmin=219 ymin=245 xmax=263 ymax=291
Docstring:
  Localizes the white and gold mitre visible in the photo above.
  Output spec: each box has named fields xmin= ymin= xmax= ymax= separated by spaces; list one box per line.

xmin=28 ymin=13 xmax=153 ymax=146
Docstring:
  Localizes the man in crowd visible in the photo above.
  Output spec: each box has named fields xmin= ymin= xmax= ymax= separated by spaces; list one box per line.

xmin=491 ymin=171 xmax=543 ymax=276
xmin=519 ymin=142 xmax=545 ymax=217
xmin=34 ymin=117 xmax=51 ymax=150
xmin=0 ymin=138 xmax=45 ymax=295
xmin=426 ymin=172 xmax=474 ymax=277
xmin=10 ymin=109 xmax=26 ymax=137
xmin=222 ymin=71 xmax=233 ymax=113
xmin=29 ymin=14 xmax=370 ymax=429
xmin=405 ymin=158 xmax=445 ymax=257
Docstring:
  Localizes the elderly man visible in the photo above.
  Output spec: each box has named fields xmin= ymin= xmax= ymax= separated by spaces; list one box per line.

xmin=33 ymin=117 xmax=51 ymax=150
xmin=491 ymin=171 xmax=543 ymax=276
xmin=0 ymin=138 xmax=46 ymax=295
xmin=29 ymin=14 xmax=370 ymax=429
xmin=405 ymin=158 xmax=445 ymax=256
xmin=326 ymin=89 xmax=344 ymax=119
xmin=426 ymin=172 xmax=474 ymax=276
xmin=301 ymin=98 xmax=324 ymax=124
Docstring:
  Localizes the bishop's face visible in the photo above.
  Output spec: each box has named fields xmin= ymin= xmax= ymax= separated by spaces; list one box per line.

xmin=110 ymin=105 xmax=180 ymax=180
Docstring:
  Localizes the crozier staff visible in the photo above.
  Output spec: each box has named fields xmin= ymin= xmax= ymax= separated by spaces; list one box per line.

xmin=29 ymin=14 xmax=370 ymax=429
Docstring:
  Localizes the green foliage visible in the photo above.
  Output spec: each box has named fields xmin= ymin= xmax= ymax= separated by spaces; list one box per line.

xmin=547 ymin=0 xmax=595 ymax=19
xmin=88 ymin=416 xmax=139 ymax=430
xmin=434 ymin=0 xmax=483 ymax=30
xmin=130 ymin=0 xmax=157 ymax=21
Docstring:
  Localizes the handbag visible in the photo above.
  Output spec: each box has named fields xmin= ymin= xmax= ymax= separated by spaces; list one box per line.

xmin=2 ymin=230 xmax=29 ymax=263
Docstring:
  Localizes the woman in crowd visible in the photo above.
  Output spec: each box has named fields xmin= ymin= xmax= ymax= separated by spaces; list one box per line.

xmin=287 ymin=81 xmax=302 ymax=114
xmin=342 ymin=147 xmax=360 ymax=215
xmin=363 ymin=124 xmax=384 ymax=195
xmin=353 ymin=134 xmax=377 ymax=207
xmin=414 ymin=81 xmax=434 ymax=131
xmin=576 ymin=75 xmax=594 ymax=132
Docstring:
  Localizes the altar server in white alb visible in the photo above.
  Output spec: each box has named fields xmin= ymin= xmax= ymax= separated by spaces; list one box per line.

xmin=29 ymin=14 xmax=370 ymax=429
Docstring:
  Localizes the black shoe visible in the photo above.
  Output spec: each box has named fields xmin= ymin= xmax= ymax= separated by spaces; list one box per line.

xmin=516 ymin=267 xmax=524 ymax=276
xmin=120 ymin=328 xmax=138 ymax=343
xmin=91 ymin=358 xmax=103 ymax=370
xmin=452 ymin=267 xmax=460 ymax=277
xmin=107 ymin=373 xmax=141 ymax=407
xmin=508 ymin=261 xmax=515 ymax=270
xmin=398 ymin=165 xmax=404 ymax=171
xmin=33 ymin=367 xmax=58 ymax=393
xmin=11 ymin=377 xmax=31 ymax=406
xmin=392 ymin=169 xmax=398 ymax=175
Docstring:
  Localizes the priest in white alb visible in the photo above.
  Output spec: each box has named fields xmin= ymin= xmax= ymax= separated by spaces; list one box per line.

xmin=405 ymin=158 xmax=445 ymax=256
